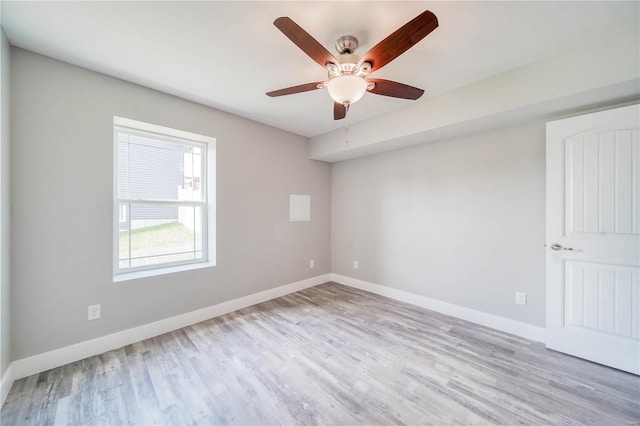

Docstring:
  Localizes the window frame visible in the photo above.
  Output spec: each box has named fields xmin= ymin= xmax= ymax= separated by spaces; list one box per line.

xmin=113 ymin=116 xmax=216 ymax=279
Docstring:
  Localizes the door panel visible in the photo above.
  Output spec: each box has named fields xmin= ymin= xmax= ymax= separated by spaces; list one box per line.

xmin=547 ymin=103 xmax=640 ymax=375
xmin=565 ymin=129 xmax=639 ymax=236
xmin=564 ymin=261 xmax=639 ymax=337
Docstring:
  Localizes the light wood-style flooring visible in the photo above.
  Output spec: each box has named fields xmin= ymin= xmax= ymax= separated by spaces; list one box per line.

xmin=1 ymin=283 xmax=639 ymax=425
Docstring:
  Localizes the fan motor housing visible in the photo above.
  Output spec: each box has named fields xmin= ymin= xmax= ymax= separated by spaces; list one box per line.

xmin=338 ymin=53 xmax=360 ymax=73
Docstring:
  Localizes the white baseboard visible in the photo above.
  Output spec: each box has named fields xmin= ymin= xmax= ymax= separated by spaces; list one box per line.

xmin=6 ymin=273 xmax=331 ymax=392
xmin=2 ymin=272 xmax=546 ymax=407
xmin=0 ymin=362 xmax=14 ymax=407
xmin=331 ymin=273 xmax=546 ymax=343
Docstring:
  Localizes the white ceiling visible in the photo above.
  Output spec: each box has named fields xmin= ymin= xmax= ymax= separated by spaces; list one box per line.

xmin=1 ymin=1 xmax=638 ymax=138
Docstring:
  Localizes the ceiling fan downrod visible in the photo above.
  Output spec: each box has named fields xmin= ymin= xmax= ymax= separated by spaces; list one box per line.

xmin=335 ymin=35 xmax=359 ymax=55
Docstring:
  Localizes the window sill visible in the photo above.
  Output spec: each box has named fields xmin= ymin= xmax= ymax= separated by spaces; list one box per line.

xmin=113 ymin=261 xmax=215 ymax=283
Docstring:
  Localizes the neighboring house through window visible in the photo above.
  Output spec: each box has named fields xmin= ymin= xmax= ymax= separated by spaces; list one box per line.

xmin=113 ymin=116 xmax=215 ymax=279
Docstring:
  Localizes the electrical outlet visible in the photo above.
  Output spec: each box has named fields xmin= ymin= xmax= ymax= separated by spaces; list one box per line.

xmin=353 ymin=260 xmax=359 ymax=269
xmin=515 ymin=292 xmax=527 ymax=306
xmin=88 ymin=304 xmax=101 ymax=320
xmin=309 ymin=259 xmax=315 ymax=268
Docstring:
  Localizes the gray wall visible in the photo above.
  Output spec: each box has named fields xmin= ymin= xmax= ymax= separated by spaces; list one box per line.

xmin=10 ymin=48 xmax=331 ymax=360
xmin=1 ymin=29 xmax=10 ymax=377
xmin=331 ymin=122 xmax=546 ymax=326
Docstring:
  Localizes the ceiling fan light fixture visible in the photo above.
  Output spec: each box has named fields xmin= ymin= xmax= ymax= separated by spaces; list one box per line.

xmin=268 ymin=11 xmax=438 ymax=119
xmin=327 ymin=75 xmax=367 ymax=105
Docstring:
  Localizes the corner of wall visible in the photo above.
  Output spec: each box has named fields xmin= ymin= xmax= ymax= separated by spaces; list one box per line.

xmin=0 ymin=362 xmax=14 ymax=406
xmin=0 ymin=24 xmax=13 ymax=402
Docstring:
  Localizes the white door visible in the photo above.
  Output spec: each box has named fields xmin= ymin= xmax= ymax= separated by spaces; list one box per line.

xmin=546 ymin=103 xmax=640 ymax=375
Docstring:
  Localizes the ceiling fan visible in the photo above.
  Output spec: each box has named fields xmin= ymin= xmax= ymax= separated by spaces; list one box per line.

xmin=266 ymin=10 xmax=439 ymax=120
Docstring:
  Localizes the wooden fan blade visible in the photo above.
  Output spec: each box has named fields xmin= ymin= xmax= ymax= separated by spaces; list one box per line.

xmin=334 ymin=102 xmax=347 ymax=120
xmin=266 ymin=82 xmax=324 ymax=97
xmin=359 ymin=10 xmax=438 ymax=72
xmin=367 ymin=79 xmax=424 ymax=100
xmin=274 ymin=17 xmax=339 ymax=68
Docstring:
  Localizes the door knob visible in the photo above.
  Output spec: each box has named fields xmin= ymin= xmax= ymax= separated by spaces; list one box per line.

xmin=550 ymin=243 xmax=573 ymax=251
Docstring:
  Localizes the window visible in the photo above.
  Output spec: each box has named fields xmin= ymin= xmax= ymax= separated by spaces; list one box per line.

xmin=113 ymin=117 xmax=215 ymax=278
